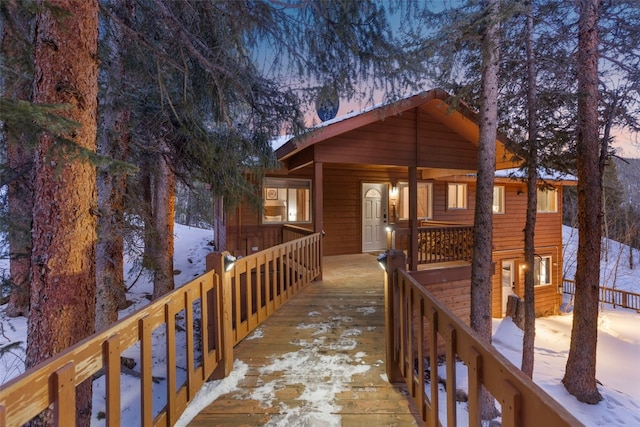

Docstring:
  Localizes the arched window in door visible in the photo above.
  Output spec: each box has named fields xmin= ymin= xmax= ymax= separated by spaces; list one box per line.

xmin=364 ymin=188 xmax=382 ymax=199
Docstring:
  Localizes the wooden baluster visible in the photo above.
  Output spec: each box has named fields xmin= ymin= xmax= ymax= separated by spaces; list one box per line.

xmin=52 ymin=362 xmax=75 ymax=427
xmin=104 ymin=336 xmax=121 ymax=426
xmin=185 ymin=288 xmax=195 ymax=401
xmin=165 ymin=302 xmax=177 ymax=425
xmin=139 ymin=316 xmax=153 ymax=427
xmin=445 ymin=325 xmax=457 ymax=427
xmin=467 ymin=348 xmax=482 ymax=427
xmin=428 ymin=308 xmax=439 ymax=427
xmin=499 ymin=380 xmax=521 ymax=427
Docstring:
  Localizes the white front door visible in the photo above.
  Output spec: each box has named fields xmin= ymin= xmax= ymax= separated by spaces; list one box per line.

xmin=501 ymin=260 xmax=516 ymax=316
xmin=362 ymin=183 xmax=387 ymax=252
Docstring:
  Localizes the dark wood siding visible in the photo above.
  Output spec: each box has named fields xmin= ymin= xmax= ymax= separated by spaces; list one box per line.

xmin=416 ymin=110 xmax=478 ymax=169
xmin=415 ymin=271 xmax=471 ymax=356
xmin=315 ymin=112 xmax=418 ymax=166
xmin=322 ymin=166 xmax=398 ymax=255
xmin=490 ymin=184 xmax=564 ymax=317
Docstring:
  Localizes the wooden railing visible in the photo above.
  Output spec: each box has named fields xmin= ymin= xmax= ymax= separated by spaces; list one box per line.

xmin=224 ymin=232 xmax=322 ymax=345
xmin=282 ymin=224 xmax=314 ymax=243
xmin=383 ymin=250 xmax=580 ymax=426
xmin=389 ymin=223 xmax=474 ymax=265
xmin=563 ymin=278 xmax=640 ymax=311
xmin=417 ymin=224 xmax=473 ymax=264
xmin=0 ymin=233 xmax=322 ymax=427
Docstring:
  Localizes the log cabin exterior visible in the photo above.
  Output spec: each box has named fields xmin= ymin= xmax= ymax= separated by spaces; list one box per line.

xmin=217 ymin=89 xmax=575 ymax=318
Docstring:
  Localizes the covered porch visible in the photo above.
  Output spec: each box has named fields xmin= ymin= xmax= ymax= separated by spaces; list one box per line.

xmin=221 ymin=89 xmax=517 ymax=271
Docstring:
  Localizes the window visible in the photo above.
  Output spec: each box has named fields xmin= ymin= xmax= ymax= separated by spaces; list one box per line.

xmin=537 ymin=188 xmax=558 ymax=213
xmin=493 ymin=186 xmax=505 ymax=214
xmin=395 ymin=182 xmax=433 ymax=220
xmin=262 ymin=178 xmax=311 ymax=223
xmin=447 ymin=183 xmax=467 ymax=209
xmin=534 ymin=256 xmax=552 ymax=286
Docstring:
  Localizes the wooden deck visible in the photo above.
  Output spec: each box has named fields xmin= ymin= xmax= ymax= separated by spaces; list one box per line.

xmin=189 ymin=254 xmax=423 ymax=426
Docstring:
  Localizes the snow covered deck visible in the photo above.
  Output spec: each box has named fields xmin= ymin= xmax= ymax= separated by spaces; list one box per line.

xmin=187 ymin=254 xmax=422 ymax=426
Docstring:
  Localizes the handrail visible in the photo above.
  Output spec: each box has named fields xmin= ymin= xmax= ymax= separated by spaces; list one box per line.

xmin=562 ymin=278 xmax=640 ymax=311
xmin=282 ymin=224 xmax=314 ymax=243
xmin=383 ymin=250 xmax=580 ymax=426
xmin=0 ymin=233 xmax=322 ymax=427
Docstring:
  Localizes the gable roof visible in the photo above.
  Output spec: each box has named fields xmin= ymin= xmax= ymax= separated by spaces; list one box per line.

xmin=276 ymin=88 xmax=514 ymax=165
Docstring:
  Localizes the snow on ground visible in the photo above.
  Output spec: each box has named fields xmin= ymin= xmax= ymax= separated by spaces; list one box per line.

xmin=0 ymin=224 xmax=215 ymax=424
xmin=2 ymin=224 xmax=640 ymax=426
xmin=492 ymin=309 xmax=640 ymax=426
xmin=562 ymin=225 xmax=639 ymax=293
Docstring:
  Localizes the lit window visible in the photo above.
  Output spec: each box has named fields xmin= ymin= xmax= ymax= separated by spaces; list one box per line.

xmin=262 ymin=178 xmax=311 ymax=223
xmin=534 ymin=256 xmax=552 ymax=286
xmin=447 ymin=183 xmax=467 ymax=209
xmin=493 ymin=186 xmax=505 ymax=214
xmin=537 ymin=188 xmax=558 ymax=213
xmin=396 ymin=182 xmax=433 ymax=220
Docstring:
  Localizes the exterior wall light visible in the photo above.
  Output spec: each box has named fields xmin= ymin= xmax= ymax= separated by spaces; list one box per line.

xmin=224 ymin=254 xmax=237 ymax=272
xmin=377 ymin=252 xmax=388 ymax=271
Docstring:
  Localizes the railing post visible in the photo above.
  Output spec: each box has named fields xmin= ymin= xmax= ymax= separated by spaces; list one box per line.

xmin=208 ymin=251 xmax=235 ymax=380
xmin=384 ymin=249 xmax=406 ymax=383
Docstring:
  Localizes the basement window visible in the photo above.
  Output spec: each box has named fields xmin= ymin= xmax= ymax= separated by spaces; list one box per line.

xmin=262 ymin=178 xmax=311 ymax=224
xmin=534 ymin=256 xmax=552 ymax=286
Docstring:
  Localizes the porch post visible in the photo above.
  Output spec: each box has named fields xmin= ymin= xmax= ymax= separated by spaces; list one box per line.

xmin=409 ymin=166 xmax=418 ymax=270
xmin=384 ymin=249 xmax=406 ymax=382
xmin=313 ymin=162 xmax=324 ymax=279
xmin=206 ymin=251 xmax=235 ymax=380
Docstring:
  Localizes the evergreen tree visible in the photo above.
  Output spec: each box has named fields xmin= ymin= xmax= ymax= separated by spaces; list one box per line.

xmin=521 ymin=0 xmax=538 ymax=379
xmin=470 ymin=0 xmax=501 ymax=420
xmin=0 ymin=0 xmax=35 ymax=317
xmin=96 ymin=0 xmax=428 ymax=300
xmin=95 ymin=0 xmax=135 ymax=330
xmin=25 ymin=1 xmax=100 ymax=425
xmin=562 ymin=0 xmax=603 ymax=404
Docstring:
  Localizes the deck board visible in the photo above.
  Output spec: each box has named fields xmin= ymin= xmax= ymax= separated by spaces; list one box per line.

xmin=188 ymin=254 xmax=423 ymax=426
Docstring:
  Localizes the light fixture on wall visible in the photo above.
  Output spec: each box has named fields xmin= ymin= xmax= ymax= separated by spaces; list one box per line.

xmin=224 ymin=254 xmax=237 ymax=272
xmin=377 ymin=252 xmax=388 ymax=271
xmin=390 ymin=180 xmax=398 ymax=196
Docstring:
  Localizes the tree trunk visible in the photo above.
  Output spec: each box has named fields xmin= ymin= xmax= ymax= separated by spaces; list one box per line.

xmin=26 ymin=1 xmax=99 ymax=425
xmin=2 ymin=1 xmax=34 ymax=317
xmin=562 ymin=0 xmax=603 ymax=405
xmin=470 ymin=0 xmax=500 ymax=420
xmin=95 ymin=0 xmax=133 ymax=331
xmin=521 ymin=0 xmax=538 ymax=379
xmin=213 ymin=195 xmax=226 ymax=251
xmin=628 ymin=208 xmax=636 ymax=270
xmin=141 ymin=156 xmax=157 ymax=271
xmin=151 ymin=146 xmax=176 ymax=299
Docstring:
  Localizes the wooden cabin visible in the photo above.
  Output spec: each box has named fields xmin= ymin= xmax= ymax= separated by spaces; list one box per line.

xmin=216 ymin=89 xmax=575 ymax=318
